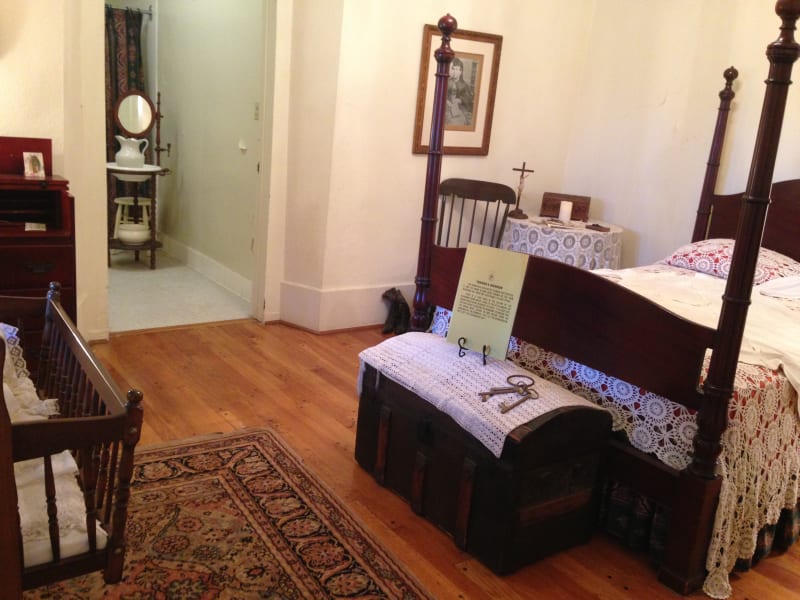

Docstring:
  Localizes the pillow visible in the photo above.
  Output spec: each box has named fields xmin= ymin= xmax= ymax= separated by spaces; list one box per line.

xmin=661 ymin=238 xmax=800 ymax=284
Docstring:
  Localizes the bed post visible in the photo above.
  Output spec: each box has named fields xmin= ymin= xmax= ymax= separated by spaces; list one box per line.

xmin=692 ymin=66 xmax=739 ymax=242
xmin=411 ymin=14 xmax=457 ymax=331
xmin=659 ymin=1 xmax=800 ymax=593
xmin=694 ymin=0 xmax=800 ymax=483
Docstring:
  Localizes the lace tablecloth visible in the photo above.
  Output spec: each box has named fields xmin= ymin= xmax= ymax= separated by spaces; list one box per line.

xmin=500 ymin=218 xmax=622 ymax=269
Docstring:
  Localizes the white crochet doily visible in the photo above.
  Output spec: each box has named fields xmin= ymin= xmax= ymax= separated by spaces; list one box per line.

xmin=358 ymin=331 xmax=606 ymax=458
xmin=2 ymin=324 xmax=59 ymax=421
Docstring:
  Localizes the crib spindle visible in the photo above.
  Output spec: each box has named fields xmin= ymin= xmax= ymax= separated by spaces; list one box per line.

xmin=43 ymin=455 xmax=61 ymax=563
xmin=102 ymin=442 xmax=120 ymax=525
xmin=78 ymin=444 xmax=100 ymax=552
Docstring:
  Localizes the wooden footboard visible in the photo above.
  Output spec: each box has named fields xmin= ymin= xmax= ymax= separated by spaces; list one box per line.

xmin=429 ymin=244 xmax=721 ymax=590
xmin=0 ymin=283 xmax=143 ymax=591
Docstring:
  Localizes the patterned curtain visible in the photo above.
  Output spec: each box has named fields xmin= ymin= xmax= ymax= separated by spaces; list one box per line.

xmin=104 ymin=6 xmax=145 ymax=162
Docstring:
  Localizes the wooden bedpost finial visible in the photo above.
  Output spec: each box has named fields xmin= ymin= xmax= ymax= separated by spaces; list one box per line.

xmin=438 ymin=13 xmax=457 ymax=36
xmin=435 ymin=14 xmax=458 ymax=62
xmin=776 ymin=0 xmax=800 ymax=21
xmin=771 ymin=0 xmax=800 ymax=62
xmin=720 ymin=66 xmax=738 ymax=102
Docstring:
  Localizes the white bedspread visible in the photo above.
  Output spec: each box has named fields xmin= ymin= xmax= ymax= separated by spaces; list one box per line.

xmin=595 ymin=266 xmax=800 ymax=400
xmin=759 ymin=274 xmax=800 ymax=299
xmin=358 ymin=331 xmax=606 ymax=458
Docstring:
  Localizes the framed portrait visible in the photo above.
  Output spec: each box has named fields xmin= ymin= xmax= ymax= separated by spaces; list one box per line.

xmin=23 ymin=152 xmax=45 ymax=178
xmin=412 ymin=25 xmax=503 ymax=156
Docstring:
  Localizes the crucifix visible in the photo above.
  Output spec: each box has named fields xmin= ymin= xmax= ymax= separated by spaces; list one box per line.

xmin=509 ymin=161 xmax=534 ymax=219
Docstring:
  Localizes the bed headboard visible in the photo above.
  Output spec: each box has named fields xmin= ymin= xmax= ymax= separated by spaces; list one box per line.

xmin=696 ymin=180 xmax=800 ymax=262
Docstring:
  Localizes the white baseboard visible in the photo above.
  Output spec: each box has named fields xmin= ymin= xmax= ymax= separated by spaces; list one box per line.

xmin=262 ymin=309 xmax=281 ymax=322
xmin=161 ymin=234 xmax=252 ymax=302
xmin=280 ymin=281 xmax=415 ymax=332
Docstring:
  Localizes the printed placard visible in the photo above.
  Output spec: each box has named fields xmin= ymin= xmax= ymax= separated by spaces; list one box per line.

xmin=446 ymin=243 xmax=528 ymax=360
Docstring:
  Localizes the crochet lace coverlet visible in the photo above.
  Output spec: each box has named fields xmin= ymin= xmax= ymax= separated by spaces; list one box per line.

xmin=358 ymin=331 xmax=606 ymax=459
xmin=430 ymin=261 xmax=800 ymax=599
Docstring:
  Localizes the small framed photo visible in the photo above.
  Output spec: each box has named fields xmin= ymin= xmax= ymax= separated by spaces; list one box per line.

xmin=23 ymin=152 xmax=45 ymax=178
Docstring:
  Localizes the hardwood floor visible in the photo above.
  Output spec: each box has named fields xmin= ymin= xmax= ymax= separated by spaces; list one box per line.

xmin=91 ymin=320 xmax=800 ymax=600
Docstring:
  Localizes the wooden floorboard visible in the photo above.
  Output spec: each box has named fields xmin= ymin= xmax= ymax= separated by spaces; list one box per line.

xmin=91 ymin=320 xmax=800 ymax=600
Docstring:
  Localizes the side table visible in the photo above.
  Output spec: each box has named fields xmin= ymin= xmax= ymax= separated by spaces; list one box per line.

xmin=500 ymin=218 xmax=622 ymax=270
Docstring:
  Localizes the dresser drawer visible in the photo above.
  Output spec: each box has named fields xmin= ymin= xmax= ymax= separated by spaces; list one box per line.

xmin=0 ymin=245 xmax=75 ymax=290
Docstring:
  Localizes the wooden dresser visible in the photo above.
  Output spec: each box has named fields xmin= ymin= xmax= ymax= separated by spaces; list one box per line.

xmin=0 ymin=137 xmax=76 ymax=323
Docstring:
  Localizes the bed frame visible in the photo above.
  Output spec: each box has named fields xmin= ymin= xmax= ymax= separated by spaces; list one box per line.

xmin=409 ymin=4 xmax=800 ymax=594
xmin=0 ymin=283 xmax=143 ymax=595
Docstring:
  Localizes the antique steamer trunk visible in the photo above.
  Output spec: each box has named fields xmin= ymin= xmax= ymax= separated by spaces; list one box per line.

xmin=355 ymin=363 xmax=612 ymax=574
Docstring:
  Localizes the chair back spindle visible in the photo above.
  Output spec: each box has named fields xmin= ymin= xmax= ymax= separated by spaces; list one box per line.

xmin=436 ymin=178 xmax=516 ymax=248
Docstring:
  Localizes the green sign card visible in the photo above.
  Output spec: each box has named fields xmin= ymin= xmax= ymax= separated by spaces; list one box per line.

xmin=446 ymin=243 xmax=529 ymax=360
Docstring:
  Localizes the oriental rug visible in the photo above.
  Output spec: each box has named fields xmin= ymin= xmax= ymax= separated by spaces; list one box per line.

xmin=25 ymin=428 xmax=432 ymax=599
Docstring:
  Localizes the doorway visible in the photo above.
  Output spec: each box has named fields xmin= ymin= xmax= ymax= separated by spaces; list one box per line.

xmin=106 ymin=0 xmax=267 ymax=332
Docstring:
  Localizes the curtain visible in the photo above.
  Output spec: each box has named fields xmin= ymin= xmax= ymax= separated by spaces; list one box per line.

xmin=105 ymin=6 xmax=145 ymax=162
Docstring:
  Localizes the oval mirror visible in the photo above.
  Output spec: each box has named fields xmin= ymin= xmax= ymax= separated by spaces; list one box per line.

xmin=114 ymin=91 xmax=155 ymax=138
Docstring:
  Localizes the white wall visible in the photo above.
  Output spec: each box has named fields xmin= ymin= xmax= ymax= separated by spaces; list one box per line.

xmin=3 ymin=0 xmax=799 ymax=338
xmin=64 ymin=2 xmax=108 ymax=341
xmin=0 ymin=0 xmax=107 ymax=340
xmin=157 ymin=0 xmax=265 ymax=295
xmin=275 ymin=0 xmax=800 ymax=331
xmin=562 ymin=0 xmax=800 ymax=266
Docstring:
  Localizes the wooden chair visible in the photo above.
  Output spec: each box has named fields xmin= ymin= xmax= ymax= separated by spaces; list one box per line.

xmin=437 ymin=178 xmax=516 ymax=248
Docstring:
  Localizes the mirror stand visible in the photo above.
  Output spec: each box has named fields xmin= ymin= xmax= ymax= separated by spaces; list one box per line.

xmin=107 ymin=89 xmax=170 ymax=270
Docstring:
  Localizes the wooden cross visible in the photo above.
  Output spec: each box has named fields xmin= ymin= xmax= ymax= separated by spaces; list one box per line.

xmin=509 ymin=161 xmax=534 ymax=219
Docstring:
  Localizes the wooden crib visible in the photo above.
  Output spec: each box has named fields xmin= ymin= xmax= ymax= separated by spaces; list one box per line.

xmin=0 ymin=283 xmax=143 ymax=596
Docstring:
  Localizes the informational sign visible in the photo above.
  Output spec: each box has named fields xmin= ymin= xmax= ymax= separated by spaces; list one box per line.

xmin=446 ymin=243 xmax=529 ymax=360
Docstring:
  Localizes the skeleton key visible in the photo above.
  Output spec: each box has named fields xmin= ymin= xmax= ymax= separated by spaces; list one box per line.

xmin=499 ymin=394 xmax=533 ymax=414
xmin=477 ymin=374 xmax=535 ymax=402
xmin=478 ymin=385 xmax=520 ymax=402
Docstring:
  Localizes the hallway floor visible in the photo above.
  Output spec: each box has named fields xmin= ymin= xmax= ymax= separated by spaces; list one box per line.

xmin=108 ymin=250 xmax=251 ymax=332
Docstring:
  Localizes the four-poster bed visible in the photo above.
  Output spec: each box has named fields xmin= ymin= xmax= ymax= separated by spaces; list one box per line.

xmin=356 ymin=3 xmax=800 ymax=598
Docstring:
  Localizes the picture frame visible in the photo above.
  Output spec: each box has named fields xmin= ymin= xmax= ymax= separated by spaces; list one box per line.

xmin=23 ymin=151 xmax=45 ymax=178
xmin=412 ymin=24 xmax=503 ymax=156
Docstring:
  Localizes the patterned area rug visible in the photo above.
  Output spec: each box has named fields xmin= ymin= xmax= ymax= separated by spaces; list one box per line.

xmin=25 ymin=428 xmax=431 ymax=599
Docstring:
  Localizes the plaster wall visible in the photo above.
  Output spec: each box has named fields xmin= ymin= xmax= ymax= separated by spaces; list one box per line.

xmin=4 ymin=1 xmax=800 ymax=336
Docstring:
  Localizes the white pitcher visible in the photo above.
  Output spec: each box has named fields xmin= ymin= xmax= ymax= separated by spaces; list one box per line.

xmin=114 ymin=135 xmax=148 ymax=168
